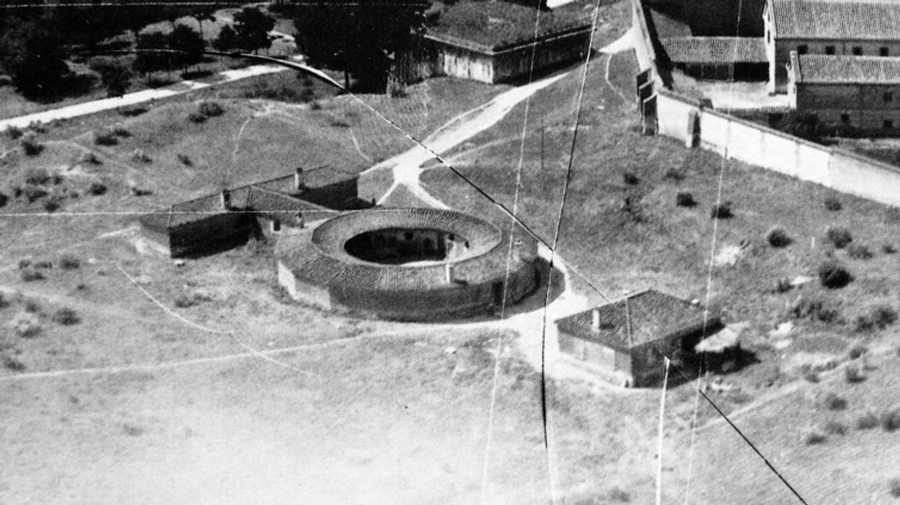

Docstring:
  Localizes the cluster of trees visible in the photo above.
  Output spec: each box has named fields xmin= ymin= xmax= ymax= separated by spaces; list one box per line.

xmin=290 ymin=0 xmax=429 ymax=91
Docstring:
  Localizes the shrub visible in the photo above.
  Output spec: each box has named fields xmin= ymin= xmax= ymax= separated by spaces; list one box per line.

xmin=119 ymin=105 xmax=148 ymax=117
xmin=94 ymin=130 xmax=118 ymax=146
xmin=824 ymin=392 xmax=848 ymax=411
xmin=1 ymin=353 xmax=25 ymax=372
xmin=823 ymin=420 xmax=847 ymax=436
xmin=20 ymin=131 xmax=43 ymax=156
xmin=882 ymin=409 xmax=900 ymax=432
xmin=330 ymin=117 xmax=350 ymax=128
xmin=890 ymin=478 xmax=900 ymax=498
xmin=664 ymin=167 xmax=685 ymax=181
xmin=11 ymin=311 xmax=41 ymax=338
xmin=676 ymin=191 xmax=696 ymax=207
xmin=818 ymin=261 xmax=852 ymax=289
xmin=606 ymin=487 xmax=631 ymax=503
xmin=844 ymin=365 xmax=866 ymax=384
xmin=27 ymin=121 xmax=47 ymax=133
xmin=883 ymin=243 xmax=897 ymax=254
xmin=24 ymin=298 xmax=41 ymax=313
xmin=856 ymin=305 xmax=898 ymax=332
xmin=848 ymin=344 xmax=868 ymax=360
xmin=111 ymin=123 xmax=130 ymax=137
xmin=623 ymin=172 xmax=640 ymax=185
xmin=87 ymin=182 xmax=107 ymax=196
xmin=17 ymin=258 xmax=31 ymax=269
xmin=187 ymin=111 xmax=207 ymax=124
xmin=19 ymin=268 xmax=44 ymax=282
xmin=42 ymin=196 xmax=61 ymax=213
xmin=847 ymin=243 xmax=873 ymax=259
xmin=775 ymin=277 xmax=792 ymax=293
xmin=79 ymin=151 xmax=100 ymax=165
xmin=802 ymin=426 xmax=826 ymax=445
xmin=24 ymin=167 xmax=50 ymax=186
xmin=766 ymin=226 xmax=791 ymax=248
xmin=22 ymin=184 xmax=46 ymax=203
xmin=0 ymin=191 xmax=7 ymax=208
xmin=198 ymin=101 xmax=224 ymax=118
xmin=856 ymin=410 xmax=879 ymax=430
xmin=51 ymin=307 xmax=79 ymax=325
xmin=824 ymin=196 xmax=842 ymax=211
xmin=177 ymin=153 xmax=192 ymax=166
xmin=826 ymin=226 xmax=853 ymax=249
xmin=4 ymin=125 xmax=23 ymax=139
xmin=710 ymin=202 xmax=733 ymax=219
xmin=59 ymin=255 xmax=80 ymax=270
xmin=174 ymin=293 xmax=198 ymax=308
xmin=131 ymin=149 xmax=151 ymax=163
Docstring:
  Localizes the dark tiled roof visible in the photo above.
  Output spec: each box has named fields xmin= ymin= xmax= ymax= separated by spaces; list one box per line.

xmin=793 ymin=54 xmax=900 ymax=84
xmin=555 ymin=290 xmax=718 ymax=352
xmin=772 ymin=0 xmax=900 ymax=41
xmin=426 ymin=1 xmax=592 ymax=52
xmin=661 ymin=37 xmax=767 ymax=64
xmin=246 ymin=186 xmax=330 ymax=219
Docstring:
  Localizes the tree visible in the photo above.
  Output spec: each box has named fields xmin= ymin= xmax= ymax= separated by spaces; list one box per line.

xmin=213 ymin=24 xmax=239 ymax=52
xmin=233 ymin=7 xmax=276 ymax=54
xmin=191 ymin=8 xmax=217 ymax=40
xmin=293 ymin=0 xmax=428 ymax=91
xmin=133 ymin=31 xmax=172 ymax=82
xmin=0 ymin=19 xmax=70 ymax=99
xmin=168 ymin=24 xmax=205 ymax=74
xmin=89 ymin=57 xmax=133 ymax=98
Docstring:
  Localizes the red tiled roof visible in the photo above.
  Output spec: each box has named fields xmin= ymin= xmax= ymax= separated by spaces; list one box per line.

xmin=661 ymin=37 xmax=768 ymax=64
xmin=793 ymin=54 xmax=900 ymax=84
xmin=772 ymin=0 xmax=900 ymax=41
xmin=555 ymin=290 xmax=719 ymax=352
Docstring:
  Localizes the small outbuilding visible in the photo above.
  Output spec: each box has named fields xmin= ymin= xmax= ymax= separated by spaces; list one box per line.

xmin=555 ymin=289 xmax=724 ymax=387
xmin=424 ymin=1 xmax=593 ymax=83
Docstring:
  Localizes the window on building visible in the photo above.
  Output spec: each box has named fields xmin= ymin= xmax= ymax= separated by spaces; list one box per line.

xmin=841 ymin=113 xmax=851 ymax=124
xmin=825 ymin=46 xmax=836 ymax=55
xmin=853 ymin=46 xmax=863 ymax=55
xmin=798 ymin=44 xmax=808 ymax=55
xmin=885 ymin=120 xmax=894 ymax=129
xmin=882 ymin=47 xmax=891 ymax=57
xmin=885 ymin=91 xmax=894 ymax=103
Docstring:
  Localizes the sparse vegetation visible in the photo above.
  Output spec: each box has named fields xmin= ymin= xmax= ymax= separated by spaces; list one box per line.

xmin=826 ymin=226 xmax=853 ymax=249
xmin=824 ymin=392 xmax=848 ymax=411
xmin=51 ymin=307 xmax=80 ymax=325
xmin=4 ymin=125 xmax=23 ymax=140
xmin=855 ymin=304 xmax=898 ymax=332
xmin=20 ymin=131 xmax=43 ymax=156
xmin=824 ymin=196 xmax=842 ymax=211
xmin=856 ymin=410 xmax=879 ymax=430
xmin=78 ymin=151 xmax=101 ymax=165
xmin=818 ymin=261 xmax=852 ymax=289
xmin=882 ymin=408 xmax=900 ymax=432
xmin=766 ymin=226 xmax=791 ymax=248
xmin=664 ymin=166 xmax=685 ymax=181
xmin=823 ymin=420 xmax=847 ymax=436
xmin=94 ymin=130 xmax=118 ymax=146
xmin=710 ymin=202 xmax=733 ymax=219
xmin=847 ymin=243 xmax=873 ymax=259
xmin=19 ymin=268 xmax=45 ymax=282
xmin=675 ymin=191 xmax=695 ymax=207
xmin=59 ymin=255 xmax=80 ymax=270
xmin=802 ymin=426 xmax=827 ymax=445
xmin=25 ymin=167 xmax=51 ymax=186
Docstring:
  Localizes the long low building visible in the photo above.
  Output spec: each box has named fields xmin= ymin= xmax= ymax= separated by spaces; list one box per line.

xmin=660 ymin=36 xmax=768 ymax=80
xmin=424 ymin=2 xmax=593 ymax=83
xmin=788 ymin=52 xmax=900 ymax=130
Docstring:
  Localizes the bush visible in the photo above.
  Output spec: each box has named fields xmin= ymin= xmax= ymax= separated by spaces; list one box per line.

xmin=676 ymin=191 xmax=696 ymax=207
xmin=111 ymin=123 xmax=130 ymax=137
xmin=94 ymin=130 xmax=118 ymax=146
xmin=1 ymin=353 xmax=25 ymax=372
xmin=4 ymin=125 xmax=23 ymax=139
xmin=623 ymin=172 xmax=640 ymax=185
xmin=823 ymin=420 xmax=847 ymax=436
xmin=882 ymin=409 xmax=900 ymax=432
xmin=856 ymin=410 xmax=879 ymax=430
xmin=710 ymin=202 xmax=733 ymax=219
xmin=890 ymin=478 xmax=900 ymax=498
xmin=766 ymin=226 xmax=791 ymax=248
xmin=174 ymin=293 xmax=198 ymax=308
xmin=59 ymin=255 xmax=80 ymax=270
xmin=119 ymin=105 xmax=148 ymax=117
xmin=818 ymin=261 xmax=852 ymax=289
xmin=22 ymin=184 xmax=46 ymax=203
xmin=51 ymin=307 xmax=79 ymax=325
xmin=824 ymin=196 xmax=842 ymax=211
xmin=856 ymin=305 xmax=898 ymax=332
xmin=24 ymin=298 xmax=41 ymax=313
xmin=88 ymin=182 xmax=108 ymax=196
xmin=848 ymin=344 xmax=868 ymax=360
xmin=198 ymin=101 xmax=224 ymax=118
xmin=847 ymin=243 xmax=873 ymax=259
xmin=606 ymin=487 xmax=631 ymax=503
xmin=0 ymin=191 xmax=7 ymax=208
xmin=775 ymin=277 xmax=793 ymax=293
xmin=826 ymin=226 xmax=853 ymax=249
xmin=20 ymin=131 xmax=43 ymax=156
xmin=844 ymin=365 xmax=866 ymax=384
xmin=131 ymin=149 xmax=151 ymax=163
xmin=42 ymin=196 xmax=61 ymax=213
xmin=883 ymin=243 xmax=897 ymax=254
xmin=824 ymin=392 xmax=848 ymax=411
xmin=187 ymin=111 xmax=207 ymax=124
xmin=177 ymin=153 xmax=192 ymax=166
xmin=19 ymin=268 xmax=44 ymax=282
xmin=11 ymin=311 xmax=41 ymax=338
xmin=17 ymin=258 xmax=31 ymax=269
xmin=24 ymin=167 xmax=51 ymax=186
xmin=79 ymin=151 xmax=100 ymax=165
xmin=802 ymin=426 xmax=826 ymax=445
xmin=664 ymin=167 xmax=685 ymax=181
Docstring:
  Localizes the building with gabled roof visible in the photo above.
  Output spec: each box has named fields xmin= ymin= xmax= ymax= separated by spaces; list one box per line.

xmin=787 ymin=52 xmax=900 ymax=129
xmin=765 ymin=0 xmax=900 ymax=92
xmin=555 ymin=289 xmax=723 ymax=387
xmin=660 ymin=36 xmax=768 ymax=80
xmin=424 ymin=1 xmax=593 ymax=83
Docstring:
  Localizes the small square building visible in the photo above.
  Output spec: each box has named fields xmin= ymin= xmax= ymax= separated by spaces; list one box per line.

xmin=555 ymin=289 xmax=722 ymax=387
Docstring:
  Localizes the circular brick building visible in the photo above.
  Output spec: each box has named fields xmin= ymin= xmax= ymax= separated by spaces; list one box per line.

xmin=275 ymin=208 xmax=539 ymax=321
